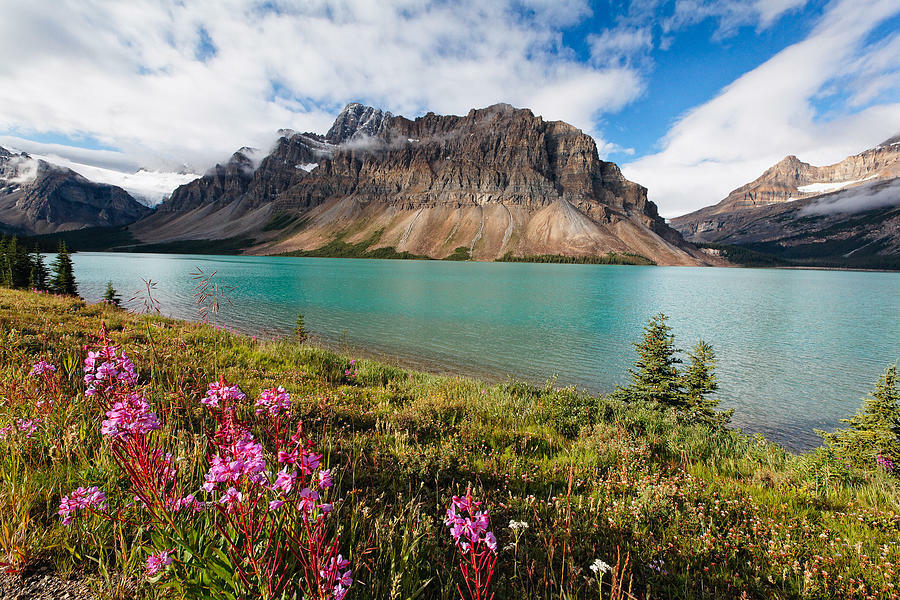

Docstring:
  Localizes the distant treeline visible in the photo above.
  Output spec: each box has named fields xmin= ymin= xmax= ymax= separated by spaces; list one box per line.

xmin=0 ymin=236 xmax=77 ymax=294
xmin=281 ymin=230 xmax=429 ymax=260
xmin=496 ymin=251 xmax=655 ymax=265
xmin=697 ymin=241 xmax=900 ymax=270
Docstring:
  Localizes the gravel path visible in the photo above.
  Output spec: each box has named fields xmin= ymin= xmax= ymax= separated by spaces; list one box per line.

xmin=0 ymin=566 xmax=98 ymax=600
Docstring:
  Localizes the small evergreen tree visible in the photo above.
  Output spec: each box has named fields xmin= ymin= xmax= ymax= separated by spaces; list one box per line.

xmin=7 ymin=236 xmax=33 ymax=289
xmin=29 ymin=246 xmax=48 ymax=290
xmin=681 ymin=339 xmax=733 ymax=426
xmin=103 ymin=280 xmax=122 ymax=307
xmin=615 ymin=313 xmax=685 ymax=409
xmin=0 ymin=235 xmax=9 ymax=287
xmin=295 ymin=313 xmax=308 ymax=343
xmin=820 ymin=365 xmax=900 ymax=467
xmin=50 ymin=242 xmax=77 ymax=296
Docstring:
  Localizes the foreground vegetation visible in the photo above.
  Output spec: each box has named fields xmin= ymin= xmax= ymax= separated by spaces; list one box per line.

xmin=0 ymin=288 xmax=898 ymax=599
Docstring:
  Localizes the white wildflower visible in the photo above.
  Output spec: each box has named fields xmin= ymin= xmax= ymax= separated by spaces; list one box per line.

xmin=508 ymin=520 xmax=529 ymax=531
xmin=589 ymin=558 xmax=611 ymax=574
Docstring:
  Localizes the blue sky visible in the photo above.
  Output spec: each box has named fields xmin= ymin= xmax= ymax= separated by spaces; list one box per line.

xmin=0 ymin=0 xmax=897 ymax=215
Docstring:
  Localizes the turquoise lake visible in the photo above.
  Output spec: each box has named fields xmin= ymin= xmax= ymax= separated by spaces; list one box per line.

xmin=70 ymin=252 xmax=900 ymax=451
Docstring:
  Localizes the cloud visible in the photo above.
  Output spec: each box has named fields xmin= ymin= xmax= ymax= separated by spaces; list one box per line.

xmin=797 ymin=179 xmax=900 ymax=216
xmin=666 ymin=0 xmax=809 ymax=38
xmin=588 ymin=27 xmax=654 ymax=67
xmin=0 ymin=0 xmax=641 ymax=174
xmin=623 ymin=0 xmax=900 ymax=218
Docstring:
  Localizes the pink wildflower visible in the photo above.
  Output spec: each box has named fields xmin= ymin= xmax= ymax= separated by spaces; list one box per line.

xmin=29 ymin=360 xmax=57 ymax=376
xmin=146 ymin=550 xmax=173 ymax=575
xmin=300 ymin=450 xmax=323 ymax=474
xmin=272 ymin=469 xmax=297 ymax=494
xmin=255 ymin=386 xmax=291 ymax=416
xmin=59 ymin=486 xmax=107 ymax=525
xmin=316 ymin=468 xmax=333 ymax=489
xmin=83 ymin=345 xmax=136 ymax=395
xmin=203 ymin=380 xmax=246 ymax=408
xmin=101 ymin=393 xmax=160 ymax=440
xmin=298 ymin=487 xmax=319 ymax=512
xmin=204 ymin=438 xmax=267 ymax=491
xmin=16 ymin=418 xmax=40 ymax=439
xmin=220 ymin=487 xmax=243 ymax=513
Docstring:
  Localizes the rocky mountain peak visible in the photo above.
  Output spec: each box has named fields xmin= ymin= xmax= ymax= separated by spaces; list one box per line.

xmin=879 ymin=134 xmax=900 ymax=147
xmin=325 ymin=103 xmax=392 ymax=145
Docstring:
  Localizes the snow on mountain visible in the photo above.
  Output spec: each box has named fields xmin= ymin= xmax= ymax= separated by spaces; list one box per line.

xmin=28 ymin=152 xmax=201 ymax=207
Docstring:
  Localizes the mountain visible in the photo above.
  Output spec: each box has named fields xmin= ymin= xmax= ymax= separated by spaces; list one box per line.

xmin=0 ymin=147 xmax=152 ymax=235
xmin=133 ymin=103 xmax=715 ymax=265
xmin=669 ymin=138 xmax=900 ymax=268
xmin=671 ymin=139 xmax=900 ymax=239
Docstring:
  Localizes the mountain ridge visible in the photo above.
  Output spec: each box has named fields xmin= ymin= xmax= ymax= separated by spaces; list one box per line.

xmin=133 ymin=102 xmax=715 ymax=266
xmin=669 ymin=137 xmax=900 ymax=268
xmin=0 ymin=147 xmax=152 ymax=235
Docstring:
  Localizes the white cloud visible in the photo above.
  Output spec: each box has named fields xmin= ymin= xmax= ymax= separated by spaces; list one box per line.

xmin=666 ymin=0 xmax=809 ymax=37
xmin=0 ymin=0 xmax=641 ymax=175
xmin=624 ymin=0 xmax=900 ymax=218
xmin=588 ymin=27 xmax=654 ymax=66
xmin=798 ymin=179 xmax=900 ymax=216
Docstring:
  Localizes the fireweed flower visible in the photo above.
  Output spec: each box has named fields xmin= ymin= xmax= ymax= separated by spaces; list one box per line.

xmin=445 ymin=490 xmax=498 ymax=600
xmin=203 ymin=380 xmax=246 ymax=408
xmin=29 ymin=360 xmax=56 ymax=376
xmin=316 ymin=469 xmax=333 ymax=489
xmin=321 ymin=555 xmax=352 ymax=600
xmin=298 ymin=487 xmax=320 ymax=512
xmin=101 ymin=393 xmax=160 ymax=440
xmin=16 ymin=418 xmax=40 ymax=439
xmin=146 ymin=550 xmax=173 ymax=576
xmin=300 ymin=450 xmax=323 ymax=474
xmin=220 ymin=487 xmax=243 ymax=513
xmin=203 ymin=435 xmax=267 ymax=492
xmin=59 ymin=486 xmax=107 ymax=525
xmin=877 ymin=454 xmax=895 ymax=473
xmin=83 ymin=345 xmax=137 ymax=395
xmin=272 ymin=469 xmax=297 ymax=494
xmin=255 ymin=386 xmax=291 ymax=415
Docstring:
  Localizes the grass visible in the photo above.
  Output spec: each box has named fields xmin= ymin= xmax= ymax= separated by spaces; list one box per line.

xmin=0 ymin=288 xmax=898 ymax=599
xmin=496 ymin=252 xmax=656 ymax=266
xmin=443 ymin=246 xmax=472 ymax=261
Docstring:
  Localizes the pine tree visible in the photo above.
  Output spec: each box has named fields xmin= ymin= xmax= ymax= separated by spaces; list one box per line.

xmin=295 ymin=313 xmax=308 ymax=343
xmin=103 ymin=280 xmax=122 ymax=307
xmin=29 ymin=246 xmax=48 ymax=290
xmin=681 ymin=339 xmax=733 ymax=426
xmin=0 ymin=235 xmax=9 ymax=287
xmin=820 ymin=365 xmax=900 ymax=466
xmin=7 ymin=236 xmax=33 ymax=289
xmin=615 ymin=313 xmax=685 ymax=409
xmin=50 ymin=242 xmax=77 ymax=296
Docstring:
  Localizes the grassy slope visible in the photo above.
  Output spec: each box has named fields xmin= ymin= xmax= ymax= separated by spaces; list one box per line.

xmin=0 ymin=289 xmax=898 ymax=599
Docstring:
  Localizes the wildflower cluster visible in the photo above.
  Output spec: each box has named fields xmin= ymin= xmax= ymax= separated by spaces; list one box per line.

xmin=55 ymin=325 xmax=355 ymax=598
xmin=101 ymin=392 xmax=160 ymax=439
xmin=446 ymin=490 xmax=497 ymax=600
xmin=83 ymin=341 xmax=136 ymax=397
xmin=58 ymin=486 xmax=107 ymax=526
xmin=877 ymin=454 xmax=896 ymax=474
xmin=29 ymin=360 xmax=56 ymax=376
xmin=146 ymin=550 xmax=174 ymax=576
xmin=256 ymin=386 xmax=291 ymax=416
xmin=320 ymin=554 xmax=353 ymax=600
xmin=203 ymin=379 xmax=247 ymax=408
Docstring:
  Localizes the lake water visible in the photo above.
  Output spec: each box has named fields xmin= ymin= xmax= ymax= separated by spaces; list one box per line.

xmin=70 ymin=252 xmax=900 ymax=451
